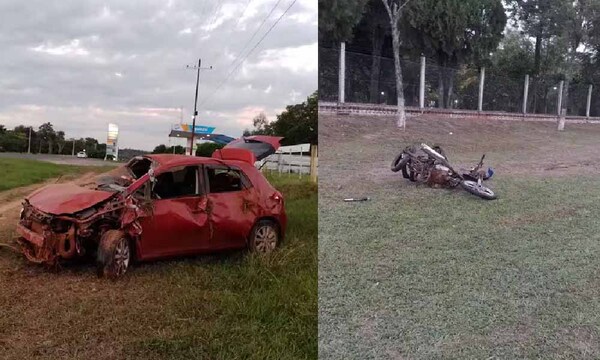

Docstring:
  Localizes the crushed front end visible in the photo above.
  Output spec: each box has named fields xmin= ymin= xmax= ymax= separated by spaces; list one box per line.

xmin=16 ymin=188 xmax=149 ymax=267
xmin=17 ymin=203 xmax=81 ymax=266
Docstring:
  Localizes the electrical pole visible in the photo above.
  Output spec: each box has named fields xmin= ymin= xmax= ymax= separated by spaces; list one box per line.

xmin=72 ymin=139 xmax=75 ymax=156
xmin=186 ymin=59 xmax=212 ymax=155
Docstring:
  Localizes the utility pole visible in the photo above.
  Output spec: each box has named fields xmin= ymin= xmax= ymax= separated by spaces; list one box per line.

xmin=27 ymin=127 xmax=32 ymax=154
xmin=72 ymin=139 xmax=76 ymax=156
xmin=186 ymin=59 xmax=212 ymax=155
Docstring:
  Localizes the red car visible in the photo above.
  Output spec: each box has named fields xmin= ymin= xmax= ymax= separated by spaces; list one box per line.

xmin=16 ymin=136 xmax=286 ymax=278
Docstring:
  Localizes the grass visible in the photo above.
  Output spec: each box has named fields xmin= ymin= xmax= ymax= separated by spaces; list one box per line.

xmin=320 ymin=177 xmax=600 ymax=358
xmin=130 ymin=174 xmax=318 ymax=359
xmin=0 ymin=171 xmax=317 ymax=360
xmin=318 ymin=114 xmax=600 ymax=359
xmin=1 ymin=158 xmax=115 ymax=191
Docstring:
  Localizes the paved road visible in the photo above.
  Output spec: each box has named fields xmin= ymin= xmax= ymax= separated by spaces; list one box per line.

xmin=0 ymin=152 xmax=118 ymax=166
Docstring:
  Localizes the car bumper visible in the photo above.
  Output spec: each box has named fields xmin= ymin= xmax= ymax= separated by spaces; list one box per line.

xmin=16 ymin=223 xmax=45 ymax=247
xmin=16 ymin=222 xmax=77 ymax=264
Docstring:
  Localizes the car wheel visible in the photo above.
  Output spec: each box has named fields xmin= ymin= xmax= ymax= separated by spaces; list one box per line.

xmin=96 ymin=230 xmax=131 ymax=279
xmin=249 ymin=220 xmax=279 ymax=254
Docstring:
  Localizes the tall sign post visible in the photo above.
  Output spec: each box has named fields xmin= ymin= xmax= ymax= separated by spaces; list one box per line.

xmin=104 ymin=123 xmax=119 ymax=161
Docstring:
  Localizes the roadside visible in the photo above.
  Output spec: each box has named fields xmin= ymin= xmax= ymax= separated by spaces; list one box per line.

xmin=0 ymin=152 xmax=118 ymax=167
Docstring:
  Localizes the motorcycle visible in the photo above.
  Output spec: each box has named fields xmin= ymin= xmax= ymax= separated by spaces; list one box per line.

xmin=391 ymin=143 xmax=497 ymax=200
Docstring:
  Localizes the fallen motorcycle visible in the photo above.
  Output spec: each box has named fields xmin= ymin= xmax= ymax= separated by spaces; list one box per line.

xmin=391 ymin=143 xmax=497 ymax=200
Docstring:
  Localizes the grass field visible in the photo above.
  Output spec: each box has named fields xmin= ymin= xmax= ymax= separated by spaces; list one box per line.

xmin=319 ymin=114 xmax=600 ymax=359
xmin=1 ymin=157 xmax=115 ymax=191
xmin=0 ymin=164 xmax=317 ymax=360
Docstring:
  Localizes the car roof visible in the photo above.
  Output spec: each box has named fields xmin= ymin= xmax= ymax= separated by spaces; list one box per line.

xmin=145 ymin=154 xmax=241 ymax=169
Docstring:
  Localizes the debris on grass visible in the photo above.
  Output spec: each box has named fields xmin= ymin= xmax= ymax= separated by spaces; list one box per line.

xmin=343 ymin=197 xmax=370 ymax=202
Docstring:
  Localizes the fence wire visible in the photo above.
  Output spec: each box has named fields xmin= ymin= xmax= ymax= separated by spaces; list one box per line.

xmin=320 ymin=46 xmax=597 ymax=117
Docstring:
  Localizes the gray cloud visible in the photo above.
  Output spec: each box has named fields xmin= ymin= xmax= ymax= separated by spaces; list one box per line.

xmin=0 ymin=0 xmax=317 ymax=150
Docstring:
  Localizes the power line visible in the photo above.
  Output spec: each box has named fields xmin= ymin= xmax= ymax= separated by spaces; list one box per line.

xmin=228 ymin=0 xmax=284 ymax=68
xmin=199 ymin=0 xmax=298 ymax=108
xmin=202 ymin=0 xmax=256 ymax=69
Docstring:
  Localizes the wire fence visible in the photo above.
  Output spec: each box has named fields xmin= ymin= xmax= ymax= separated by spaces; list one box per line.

xmin=320 ymin=46 xmax=598 ymax=117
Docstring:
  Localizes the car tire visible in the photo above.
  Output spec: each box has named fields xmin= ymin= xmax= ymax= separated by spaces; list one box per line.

xmin=248 ymin=220 xmax=280 ymax=254
xmin=96 ymin=230 xmax=132 ymax=279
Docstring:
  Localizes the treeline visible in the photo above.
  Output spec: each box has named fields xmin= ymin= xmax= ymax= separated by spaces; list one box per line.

xmin=320 ymin=0 xmax=600 ymax=113
xmin=244 ymin=91 xmax=317 ymax=145
xmin=0 ymin=122 xmax=107 ymax=158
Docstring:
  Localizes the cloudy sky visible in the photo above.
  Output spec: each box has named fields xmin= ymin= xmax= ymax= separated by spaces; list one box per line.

xmin=0 ymin=0 xmax=317 ymax=150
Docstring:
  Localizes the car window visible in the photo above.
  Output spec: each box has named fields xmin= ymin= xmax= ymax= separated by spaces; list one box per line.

xmin=206 ymin=167 xmax=250 ymax=193
xmin=127 ymin=158 xmax=153 ymax=179
xmin=153 ymin=166 xmax=200 ymax=199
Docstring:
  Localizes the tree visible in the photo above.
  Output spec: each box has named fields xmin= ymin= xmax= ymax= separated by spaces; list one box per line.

xmin=37 ymin=122 xmax=55 ymax=154
xmin=381 ymin=0 xmax=409 ymax=128
xmin=56 ymin=131 xmax=66 ymax=154
xmin=251 ymin=112 xmax=272 ymax=135
xmin=319 ymin=0 xmax=370 ymax=44
xmin=196 ymin=142 xmax=225 ymax=157
xmin=351 ymin=1 xmax=391 ymax=102
xmin=508 ymin=0 xmax=572 ymax=112
xmin=270 ymin=91 xmax=318 ymax=145
xmin=152 ymin=144 xmax=168 ymax=154
xmin=244 ymin=112 xmax=273 ymax=136
xmin=403 ymin=0 xmax=506 ymax=108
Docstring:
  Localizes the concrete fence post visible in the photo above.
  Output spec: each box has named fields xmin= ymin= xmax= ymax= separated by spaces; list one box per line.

xmin=339 ymin=42 xmax=345 ymax=104
xmin=523 ymin=74 xmax=529 ymax=114
xmin=419 ymin=56 xmax=425 ymax=109
xmin=557 ymin=80 xmax=564 ymax=115
xmin=478 ymin=67 xmax=485 ymax=112
xmin=586 ymin=84 xmax=593 ymax=118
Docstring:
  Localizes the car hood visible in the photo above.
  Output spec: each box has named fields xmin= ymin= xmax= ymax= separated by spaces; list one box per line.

xmin=26 ymin=183 xmax=115 ymax=215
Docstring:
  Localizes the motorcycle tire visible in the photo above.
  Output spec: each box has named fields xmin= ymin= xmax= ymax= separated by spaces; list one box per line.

xmin=401 ymin=160 xmax=412 ymax=179
xmin=391 ymin=153 xmax=410 ymax=172
xmin=460 ymin=180 xmax=497 ymax=200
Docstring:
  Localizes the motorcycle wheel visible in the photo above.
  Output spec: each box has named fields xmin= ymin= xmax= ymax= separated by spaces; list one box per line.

xmin=401 ymin=160 xmax=412 ymax=179
xmin=460 ymin=180 xmax=497 ymax=200
xmin=391 ymin=152 xmax=410 ymax=172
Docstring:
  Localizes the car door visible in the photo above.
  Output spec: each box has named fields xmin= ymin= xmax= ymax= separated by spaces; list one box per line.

xmin=204 ymin=165 xmax=259 ymax=250
xmin=138 ymin=165 xmax=211 ymax=260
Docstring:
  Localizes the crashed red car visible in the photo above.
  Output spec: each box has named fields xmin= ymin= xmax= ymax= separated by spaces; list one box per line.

xmin=16 ymin=136 xmax=286 ymax=278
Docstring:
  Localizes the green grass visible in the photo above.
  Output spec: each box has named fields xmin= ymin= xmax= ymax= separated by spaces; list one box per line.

xmin=319 ymin=176 xmax=600 ymax=359
xmin=0 ymin=158 xmax=114 ymax=191
xmin=126 ymin=174 xmax=317 ymax=359
xmin=0 ymin=165 xmax=317 ymax=360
